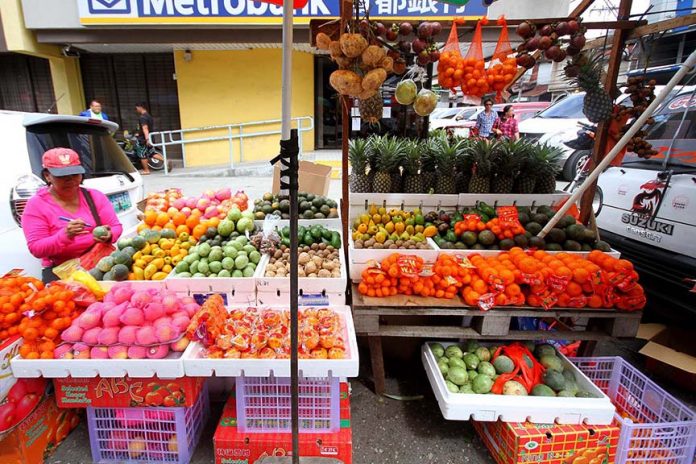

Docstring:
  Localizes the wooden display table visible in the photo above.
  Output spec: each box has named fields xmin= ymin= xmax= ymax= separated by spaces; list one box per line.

xmin=351 ymin=284 xmax=642 ymax=395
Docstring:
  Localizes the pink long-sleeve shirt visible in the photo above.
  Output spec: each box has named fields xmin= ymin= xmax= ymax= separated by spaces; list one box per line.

xmin=21 ymin=187 xmax=123 ymax=267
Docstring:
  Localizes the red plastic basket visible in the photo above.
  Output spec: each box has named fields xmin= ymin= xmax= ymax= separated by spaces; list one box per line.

xmin=86 ymin=383 xmax=209 ymax=463
xmin=236 ymin=375 xmax=340 ymax=433
xmin=572 ymin=357 xmax=696 ymax=464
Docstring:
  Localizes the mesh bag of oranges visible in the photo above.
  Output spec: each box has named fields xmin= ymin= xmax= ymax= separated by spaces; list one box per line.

xmin=460 ymin=17 xmax=490 ymax=98
xmin=437 ymin=19 xmax=466 ymax=92
xmin=486 ymin=16 xmax=520 ymax=101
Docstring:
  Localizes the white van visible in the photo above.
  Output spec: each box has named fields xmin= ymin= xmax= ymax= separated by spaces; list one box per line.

xmin=595 ymin=90 xmax=696 ymax=324
xmin=0 ymin=111 xmax=144 ymax=278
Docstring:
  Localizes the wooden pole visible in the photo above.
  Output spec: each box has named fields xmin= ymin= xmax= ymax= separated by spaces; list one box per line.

xmin=340 ymin=0 xmax=352 ymax=270
xmin=579 ymin=0 xmax=633 ymax=225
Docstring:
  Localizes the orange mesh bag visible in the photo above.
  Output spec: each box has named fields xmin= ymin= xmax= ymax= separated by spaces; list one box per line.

xmin=437 ymin=19 xmax=466 ymax=92
xmin=487 ymin=16 xmax=520 ymax=101
xmin=460 ymin=17 xmax=489 ymax=98
xmin=490 ymin=343 xmax=545 ymax=395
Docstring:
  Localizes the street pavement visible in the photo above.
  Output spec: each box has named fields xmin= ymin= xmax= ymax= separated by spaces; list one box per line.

xmin=47 ymin=173 xmax=695 ymax=464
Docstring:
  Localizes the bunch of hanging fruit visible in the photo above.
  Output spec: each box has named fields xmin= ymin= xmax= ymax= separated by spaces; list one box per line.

xmin=618 ymin=77 xmax=659 ymax=158
xmin=515 ymin=18 xmax=587 ymax=69
xmin=316 ymin=30 xmax=393 ymax=125
xmin=378 ymin=21 xmax=443 ymax=67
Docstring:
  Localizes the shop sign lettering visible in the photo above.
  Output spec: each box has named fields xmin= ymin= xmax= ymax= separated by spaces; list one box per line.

xmin=79 ymin=0 xmax=487 ymax=24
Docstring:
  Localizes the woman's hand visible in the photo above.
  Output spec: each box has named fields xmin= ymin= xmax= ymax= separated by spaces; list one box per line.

xmin=66 ymin=219 xmax=88 ymax=239
xmin=93 ymin=225 xmax=113 ymax=243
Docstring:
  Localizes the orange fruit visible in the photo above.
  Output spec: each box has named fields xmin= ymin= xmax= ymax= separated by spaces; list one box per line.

xmin=192 ymin=224 xmax=208 ymax=240
xmin=156 ymin=212 xmax=170 ymax=227
xmin=185 ymin=215 xmax=200 ymax=230
xmin=172 ymin=212 xmax=186 ymax=226
xmin=175 ymin=224 xmax=190 ymax=236
xmin=555 ymin=266 xmax=572 ymax=278
xmin=573 ymin=268 xmax=589 ymax=284
xmin=144 ymin=210 xmax=157 ymax=226
xmin=566 ymin=282 xmax=583 ymax=297
xmin=207 ymin=217 xmax=221 ymax=228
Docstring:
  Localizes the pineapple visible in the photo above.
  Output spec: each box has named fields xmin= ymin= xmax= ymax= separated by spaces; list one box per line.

xmin=371 ymin=136 xmax=404 ymax=193
xmin=533 ymin=143 xmax=563 ymax=193
xmin=567 ymin=49 xmax=614 ymax=123
xmin=455 ymin=147 xmax=473 ymax=193
xmin=513 ymin=142 xmax=538 ymax=193
xmin=348 ymin=138 xmax=371 ymax=193
xmin=420 ymin=140 xmax=438 ymax=193
xmin=359 ymin=92 xmax=383 ymax=126
xmin=366 ymin=135 xmax=380 ymax=191
xmin=434 ymin=138 xmax=460 ymax=194
xmin=402 ymin=140 xmax=424 ymax=193
xmin=491 ymin=140 xmax=520 ymax=194
xmin=468 ymin=139 xmax=494 ymax=194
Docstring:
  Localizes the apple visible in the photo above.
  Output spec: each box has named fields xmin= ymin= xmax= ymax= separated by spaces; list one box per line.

xmin=0 ymin=402 xmax=17 ymax=431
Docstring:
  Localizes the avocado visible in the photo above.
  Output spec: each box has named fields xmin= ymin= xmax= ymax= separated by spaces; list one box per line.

xmin=525 ymin=222 xmax=542 ymax=235
xmin=594 ymin=240 xmax=612 ymax=252
xmin=471 ymin=243 xmax=485 ymax=250
xmin=542 ymin=370 xmax=566 ymax=392
xmin=566 ymin=224 xmax=585 ymax=241
xmin=529 ymin=236 xmax=546 ymax=249
xmin=539 ymin=355 xmax=564 ymax=372
xmin=532 ymin=213 xmax=549 ymax=225
xmin=299 ymin=201 xmax=311 ymax=212
xmin=513 ymin=234 xmax=529 ymax=248
xmin=461 ymin=231 xmax=477 ymax=246
xmin=536 ymin=205 xmax=554 ymax=217
xmin=531 ymin=384 xmax=556 ymax=397
xmin=547 ymin=228 xmax=566 ymax=244
xmin=478 ymin=230 xmax=496 ymax=246
xmin=545 ymin=243 xmax=563 ymax=251
xmin=517 ymin=212 xmax=530 ymax=225
xmin=563 ymin=240 xmax=582 ymax=251
xmin=487 ymin=245 xmax=500 ymax=250
xmin=499 ymin=239 xmax=515 ymax=250
xmin=582 ymin=227 xmax=597 ymax=243
xmin=558 ymin=215 xmax=577 ymax=228
xmin=581 ymin=243 xmax=593 ymax=251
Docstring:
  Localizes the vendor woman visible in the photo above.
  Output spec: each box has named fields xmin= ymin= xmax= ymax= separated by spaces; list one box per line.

xmin=21 ymin=148 xmax=123 ymax=282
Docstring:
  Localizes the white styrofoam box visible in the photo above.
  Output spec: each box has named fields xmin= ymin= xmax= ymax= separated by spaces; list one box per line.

xmin=182 ymin=305 xmax=359 ymax=378
xmin=165 ymin=262 xmax=263 ymax=304
xmin=257 ymin=288 xmax=346 ymax=306
xmin=349 ymin=193 xmax=458 ymax=219
xmin=98 ymin=280 xmax=169 ymax=292
xmin=457 ymin=193 xmax=571 ymax=208
xmin=10 ymin=341 xmax=195 ymax=379
xmin=0 ymin=336 xmax=22 ymax=402
xmin=254 ymin=218 xmax=343 ymax=230
xmin=348 ymin=235 xmax=439 ymax=282
xmin=422 ymin=342 xmax=615 ymax=425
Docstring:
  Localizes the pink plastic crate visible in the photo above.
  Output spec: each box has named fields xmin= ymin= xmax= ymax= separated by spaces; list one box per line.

xmin=87 ymin=384 xmax=209 ymax=463
xmin=572 ymin=357 xmax=696 ymax=464
xmin=236 ymin=375 xmax=339 ymax=433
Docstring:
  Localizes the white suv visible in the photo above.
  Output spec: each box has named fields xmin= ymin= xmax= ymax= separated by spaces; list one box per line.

xmin=0 ymin=111 xmax=144 ymax=278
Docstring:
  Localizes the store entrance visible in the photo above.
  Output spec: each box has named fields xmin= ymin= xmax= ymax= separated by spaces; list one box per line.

xmin=314 ymin=55 xmax=343 ymax=149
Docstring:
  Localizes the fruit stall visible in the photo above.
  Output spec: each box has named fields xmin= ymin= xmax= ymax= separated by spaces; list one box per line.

xmin=1 ymin=1 xmax=696 ymax=463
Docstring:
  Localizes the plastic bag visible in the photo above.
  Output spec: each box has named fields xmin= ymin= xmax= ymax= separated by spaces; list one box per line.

xmin=437 ymin=19 xmax=465 ymax=91
xmin=487 ymin=17 xmax=520 ymax=101
xmin=490 ymin=343 xmax=544 ymax=394
xmin=51 ymin=280 xmax=99 ymax=307
xmin=460 ymin=17 xmax=489 ymax=98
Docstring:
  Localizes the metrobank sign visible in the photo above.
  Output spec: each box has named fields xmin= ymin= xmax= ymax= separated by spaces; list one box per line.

xmin=78 ymin=0 xmax=487 ymax=25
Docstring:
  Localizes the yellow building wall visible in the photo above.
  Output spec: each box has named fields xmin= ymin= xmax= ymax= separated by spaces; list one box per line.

xmin=0 ymin=0 xmax=85 ymax=115
xmin=174 ymin=49 xmax=315 ymax=167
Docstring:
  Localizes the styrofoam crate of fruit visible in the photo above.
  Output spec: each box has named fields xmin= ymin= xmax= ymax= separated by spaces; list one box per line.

xmin=421 ymin=341 xmax=615 ymax=425
xmin=434 ymin=246 xmax=621 ymax=259
xmin=182 ymin=305 xmax=359 ymax=378
xmin=10 ymin=340 xmax=194 ymax=379
xmin=256 ymin=248 xmax=347 ymax=304
xmin=350 ymin=193 xmax=459 ymax=209
xmin=165 ymin=264 xmax=263 ymax=303
xmin=349 ymin=235 xmax=439 ymax=282
xmin=457 ymin=193 xmax=570 ymax=208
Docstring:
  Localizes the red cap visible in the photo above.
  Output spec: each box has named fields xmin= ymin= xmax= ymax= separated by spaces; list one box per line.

xmin=42 ymin=148 xmax=86 ymax=176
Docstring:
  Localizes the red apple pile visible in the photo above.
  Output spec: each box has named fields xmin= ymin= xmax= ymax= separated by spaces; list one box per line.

xmin=0 ymin=378 xmax=47 ymax=432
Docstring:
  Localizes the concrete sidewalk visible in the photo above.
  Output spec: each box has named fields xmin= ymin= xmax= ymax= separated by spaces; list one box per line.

xmin=165 ymin=149 xmax=342 ymax=178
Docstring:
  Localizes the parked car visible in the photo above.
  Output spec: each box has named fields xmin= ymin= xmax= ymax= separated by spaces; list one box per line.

xmin=595 ymin=89 xmax=696 ymax=325
xmin=519 ymin=86 xmax=689 ymax=181
xmin=447 ymin=102 xmax=549 ymax=138
xmin=0 ymin=111 xmax=144 ymax=278
xmin=429 ymin=107 xmax=464 ymax=130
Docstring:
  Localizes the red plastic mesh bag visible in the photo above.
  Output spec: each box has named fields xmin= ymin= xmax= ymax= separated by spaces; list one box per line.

xmin=487 ymin=16 xmax=520 ymax=101
xmin=490 ymin=343 xmax=545 ymax=394
xmin=461 ymin=17 xmax=489 ymax=98
xmin=437 ymin=19 xmax=465 ymax=91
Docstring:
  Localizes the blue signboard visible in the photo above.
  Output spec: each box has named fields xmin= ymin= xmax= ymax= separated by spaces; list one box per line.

xmin=78 ymin=0 xmax=488 ymax=25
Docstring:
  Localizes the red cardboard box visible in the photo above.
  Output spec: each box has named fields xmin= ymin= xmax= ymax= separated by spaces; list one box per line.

xmin=53 ymin=376 xmax=205 ymax=408
xmin=474 ymin=420 xmax=620 ymax=464
xmin=215 ymin=383 xmax=352 ymax=464
xmin=0 ymin=394 xmax=80 ymax=464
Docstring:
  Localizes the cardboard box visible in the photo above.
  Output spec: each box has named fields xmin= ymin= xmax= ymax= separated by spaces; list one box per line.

xmin=53 ymin=376 xmax=205 ymax=408
xmin=474 ymin=420 xmax=619 ymax=464
xmin=273 ymin=161 xmax=332 ymax=196
xmin=637 ymin=323 xmax=696 ymax=392
xmin=215 ymin=384 xmax=352 ymax=464
xmin=0 ymin=394 xmax=80 ymax=464
xmin=0 ymin=336 xmax=22 ymax=403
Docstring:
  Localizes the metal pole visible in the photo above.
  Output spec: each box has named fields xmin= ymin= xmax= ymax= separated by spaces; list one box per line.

xmin=280 ymin=2 xmax=299 ymax=464
xmin=228 ymin=126 xmax=235 ymax=170
xmin=539 ymin=49 xmax=696 ymax=238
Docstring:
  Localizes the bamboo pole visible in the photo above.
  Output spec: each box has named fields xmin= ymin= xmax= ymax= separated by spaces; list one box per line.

xmin=538 ymin=48 xmax=696 ymax=238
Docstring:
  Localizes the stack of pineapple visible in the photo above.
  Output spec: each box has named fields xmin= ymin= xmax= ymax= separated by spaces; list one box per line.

xmin=349 ymin=135 xmax=562 ymax=195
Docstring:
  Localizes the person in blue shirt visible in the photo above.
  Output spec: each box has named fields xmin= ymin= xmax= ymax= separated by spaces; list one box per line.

xmin=79 ymin=100 xmax=109 ymax=121
xmin=475 ymin=98 xmax=498 ymax=138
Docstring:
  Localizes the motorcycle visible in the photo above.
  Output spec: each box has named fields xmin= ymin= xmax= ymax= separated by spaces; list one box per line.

xmin=117 ymin=130 xmax=165 ymax=171
xmin=563 ymin=122 xmax=596 ymax=193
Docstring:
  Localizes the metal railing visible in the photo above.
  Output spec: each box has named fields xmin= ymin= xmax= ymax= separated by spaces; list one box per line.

xmin=149 ymin=116 xmax=314 ymax=175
